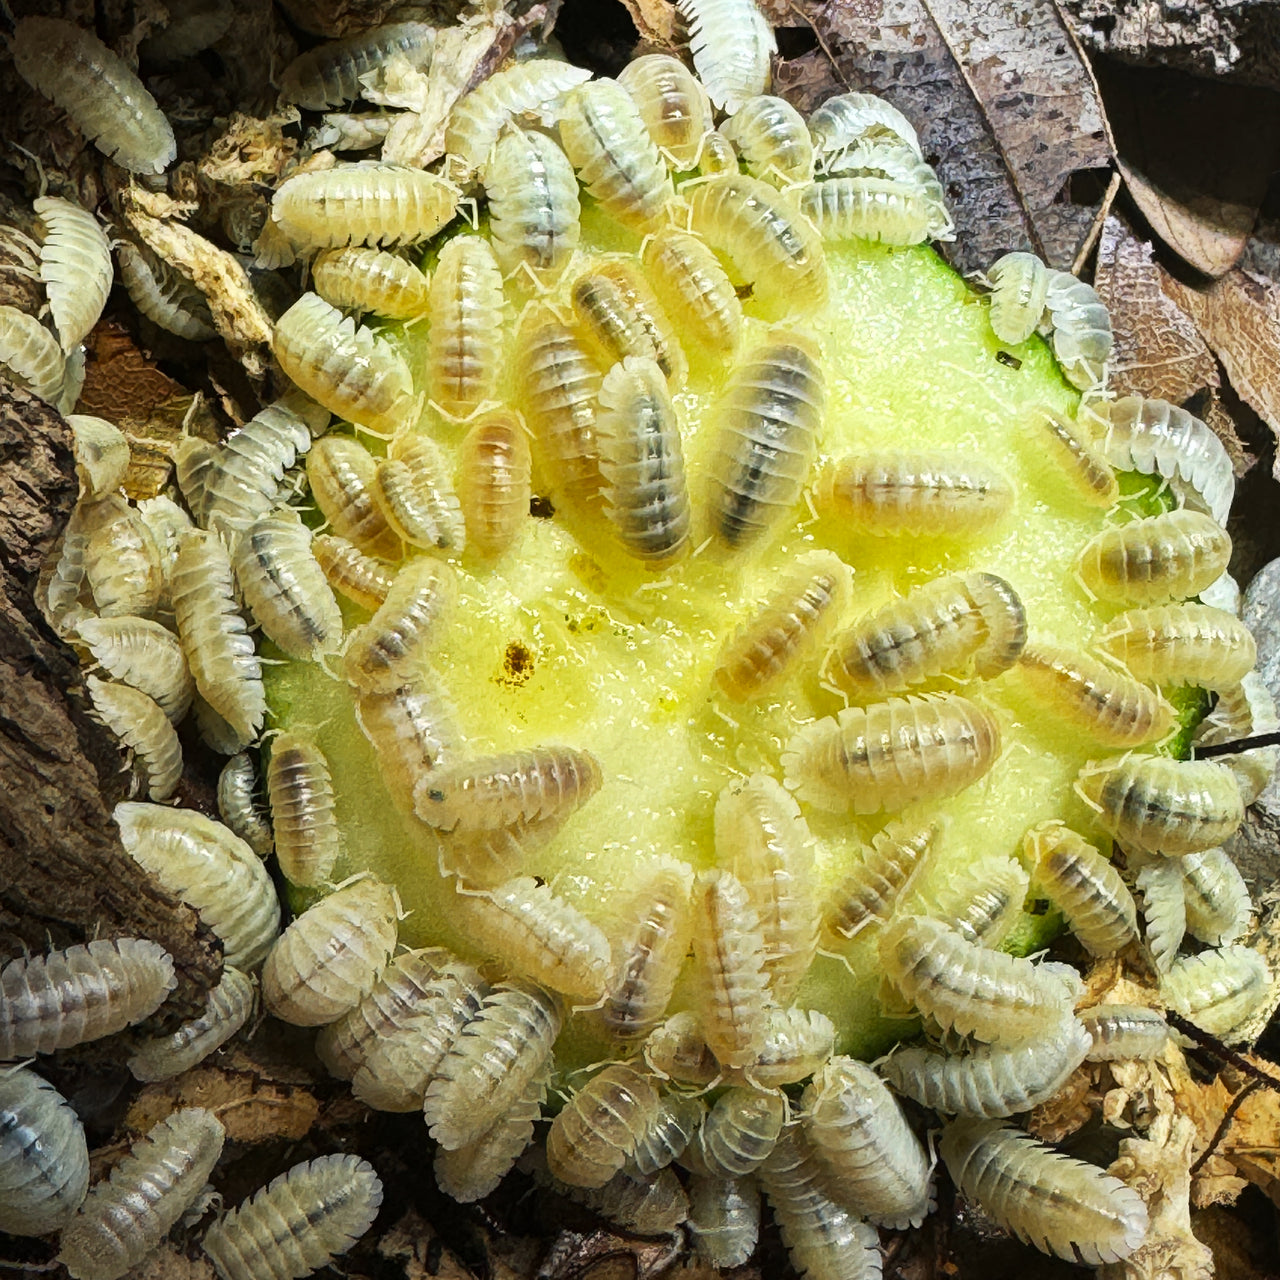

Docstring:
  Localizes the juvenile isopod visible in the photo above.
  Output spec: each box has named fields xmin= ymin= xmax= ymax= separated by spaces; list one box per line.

xmin=644 ymin=1011 xmax=720 ymax=1086
xmin=818 ymin=450 xmax=1015 ymax=539
xmin=128 ymin=966 xmax=255 ymax=1081
xmin=58 ymin=1108 xmax=225 ymax=1280
xmin=533 ymin=1156 xmax=690 ymax=1234
xmin=1022 ymin=404 xmax=1118 ymax=508
xmin=279 ymin=22 xmax=436 ymax=110
xmin=34 ymin=196 xmax=112 ymax=351
xmin=571 ymin=262 xmax=688 ymax=387
xmin=448 ymin=875 xmax=612 ymax=1002
xmin=688 ymin=1087 xmax=784 ymax=1179
xmin=116 ymin=242 xmax=217 ymax=341
xmin=201 ymin=1154 xmax=383 ymax=1280
xmin=628 ymin=1091 xmax=706 ymax=1175
xmin=1136 ymin=859 xmax=1185 ymax=974
xmin=748 ymin=1007 xmax=837 ymax=1089
xmin=0 ymin=938 xmax=175 ymax=1059
xmin=546 ymin=1063 xmax=662 ymax=1188
xmin=485 ymin=127 xmax=581 ymax=287
xmin=939 ymin=1119 xmax=1148 ymax=1265
xmin=595 ymin=356 xmax=690 ymax=563
xmin=354 ymin=676 xmax=458 ymax=811
xmin=136 ymin=494 xmax=192 ymax=605
xmin=688 ymin=1174 xmax=760 ymax=1269
xmin=688 ymin=174 xmax=829 ymax=316
xmin=11 ymin=18 xmax=177 ymax=174
xmin=558 ymin=79 xmax=676 ymax=236
xmin=171 ymin=528 xmax=265 ymax=749
xmin=796 ymin=175 xmax=940 ymax=247
xmin=216 ymin=752 xmax=272 ymax=859
xmin=274 ymin=293 xmax=415 ymax=435
xmin=114 ymin=802 xmax=281 ymax=969
xmin=1043 ymin=269 xmax=1113 ymax=390
xmin=1194 ymin=670 xmax=1280 ymax=804
xmin=1076 ymin=509 xmax=1231 ymax=605
xmin=878 ymin=915 xmax=1078 ymax=1043
xmin=262 ymin=877 xmax=398 ymax=1026
xmin=1075 ymin=755 xmax=1244 ymax=855
xmin=910 ymin=853 xmax=1029 ymax=949
xmin=307 ymin=435 xmax=401 ymax=559
xmin=720 ymin=95 xmax=814 ymax=186
xmin=86 ymin=676 xmax=183 ymax=801
xmin=823 ymin=816 xmax=940 ymax=940
xmin=708 ymin=329 xmax=825 ymax=549
xmin=456 ymin=409 xmax=532 ymax=559
xmin=311 ymin=245 xmax=431 ymax=319
xmin=1160 ymin=944 xmax=1270 ymax=1041
xmin=266 ymin=732 xmax=340 ymax=888
xmin=675 ymin=0 xmax=776 ymax=112
xmin=426 ymin=234 xmax=505 ymax=419
xmin=1026 ymin=821 xmax=1138 ymax=956
xmin=312 ymin=533 xmax=396 ymax=611
xmin=1095 ymin=602 xmax=1257 ymax=693
xmin=1078 ymin=1003 xmax=1170 ymax=1061
xmin=1016 ymin=643 xmax=1175 ymax=747
xmin=83 ymin=497 xmax=163 ymax=618
xmin=75 ymin=615 xmax=193 ymax=723
xmin=0 ymin=1066 xmax=89 ymax=1236
xmin=375 ymin=436 xmax=466 ymax=552
xmin=0 ymin=304 xmax=65 ymax=402
xmin=782 ymin=692 xmax=1001 ymax=814
xmin=616 ymin=54 xmax=713 ymax=169
xmin=641 ymin=227 xmax=743 ymax=359
xmin=1181 ymin=847 xmax=1252 ymax=945
xmin=984 ymin=252 xmax=1049 ymax=345
xmin=808 ymin=91 xmax=923 ymax=168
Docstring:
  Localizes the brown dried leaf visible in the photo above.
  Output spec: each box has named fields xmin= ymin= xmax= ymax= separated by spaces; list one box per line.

xmin=127 ymin=1067 xmax=320 ymax=1145
xmin=617 ymin=0 xmax=677 ymax=44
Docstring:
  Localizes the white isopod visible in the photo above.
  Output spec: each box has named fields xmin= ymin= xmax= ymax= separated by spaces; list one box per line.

xmin=34 ymin=196 xmax=112 ymax=351
xmin=127 ymin=966 xmax=256 ymax=1081
xmin=675 ymin=0 xmax=776 ymax=113
xmin=216 ymin=752 xmax=273 ymax=858
xmin=86 ymin=675 xmax=183 ymax=801
xmin=1160 ymin=944 xmax=1270 ymax=1042
xmin=116 ymin=241 xmax=216 ymax=341
xmin=75 ymin=615 xmax=193 ymax=723
xmin=984 ymin=252 xmax=1049 ymax=346
xmin=1042 ymin=269 xmax=1112 ymax=390
xmin=809 ymin=91 xmax=923 ymax=168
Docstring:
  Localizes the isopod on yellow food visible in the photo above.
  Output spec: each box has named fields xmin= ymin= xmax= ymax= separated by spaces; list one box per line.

xmin=312 ymin=533 xmax=396 ymax=611
xmin=823 ymin=816 xmax=940 ymax=940
xmin=571 ymin=262 xmax=687 ymax=387
xmin=984 ymin=252 xmax=1050 ymax=346
xmin=1075 ymin=509 xmax=1232 ymax=605
xmin=796 ymin=175 xmax=942 ymax=247
xmin=307 ymin=435 xmax=402 ymax=560
xmin=546 ymin=1063 xmax=662 ymax=1188
xmin=311 ymin=245 xmax=431 ymax=319
xmin=641 ymin=227 xmax=744 ymax=360
xmin=1095 ymin=602 xmax=1257 ymax=693
xmin=266 ymin=732 xmax=340 ymax=888
xmin=455 ymin=409 xmax=532 ymax=559
xmin=910 ymin=853 xmax=1029 ymax=949
xmin=375 ymin=435 xmax=466 ymax=552
xmin=616 ymin=53 xmax=713 ymax=169
xmin=354 ymin=675 xmax=458 ymax=811
xmin=426 ymin=234 xmax=505 ymax=419
xmin=720 ymin=94 xmax=814 ymax=186
xmin=1022 ymin=404 xmax=1118 ymax=508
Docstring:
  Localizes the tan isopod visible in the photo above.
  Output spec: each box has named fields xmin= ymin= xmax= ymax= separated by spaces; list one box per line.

xmin=1075 ymin=754 xmax=1244 ymax=855
xmin=307 ymin=435 xmax=401 ymax=560
xmin=1181 ymin=847 xmax=1252 ymax=946
xmin=910 ymin=852 xmax=1029 ymax=949
xmin=74 ymin=615 xmax=193 ymax=724
xmin=83 ymin=498 xmax=163 ymax=619
xmin=940 ymin=1119 xmax=1148 ymax=1265
xmin=641 ymin=228 xmax=743 ymax=360
xmin=558 ymin=79 xmax=676 ymax=236
xmin=128 ymin=966 xmax=256 ymax=1082
xmin=688 ymin=174 xmax=829 ymax=316
xmin=114 ymin=802 xmax=281 ymax=970
xmin=1094 ymin=602 xmax=1257 ymax=692
xmin=311 ymin=245 xmax=431 ymax=319
xmin=426 ymin=234 xmax=505 ymax=419
xmin=1025 ymin=821 xmax=1138 ymax=956
xmin=11 ymin=18 xmax=176 ymax=173
xmin=713 ymin=550 xmax=851 ymax=701
xmin=34 ymin=196 xmax=112 ymax=351
xmin=379 ymin=434 xmax=466 ymax=553
xmin=644 ymin=1011 xmax=720 ymax=1086
xmin=0 ymin=938 xmax=175 ymax=1060
xmin=629 ymin=1091 xmax=706 ymax=1175
xmin=355 ymin=675 xmax=458 ymax=811
xmin=687 ymin=1087 xmax=784 ymax=1180
xmin=714 ymin=773 xmax=817 ymax=1004
xmin=825 ymin=571 xmax=1026 ymax=699
xmin=1022 ymin=405 xmax=1118 ymax=508
xmin=824 ymin=816 xmax=941 ymax=940
xmin=571 ymin=260 xmax=687 ymax=388
xmin=201 ymin=1154 xmax=383 ymax=1280
xmin=1016 ymin=643 xmax=1176 ymax=747
xmin=266 ymin=732 xmax=340 ymax=888
xmin=274 ymin=293 xmax=415 ymax=435
xmin=748 ymin=1007 xmax=837 ymax=1089
xmin=262 ymin=877 xmax=398 ymax=1026
xmin=57 ymin=1108 xmax=225 ymax=1280
xmin=456 ymin=409 xmax=532 ymax=559
xmin=676 ymin=0 xmax=775 ymax=112
xmin=1076 ymin=509 xmax=1232 ymax=605
xmin=720 ymin=95 xmax=814 ymax=186
xmin=279 ymin=21 xmax=436 ymax=110
xmin=66 ymin=413 xmax=129 ymax=499
xmin=85 ymin=676 xmax=183 ymax=802
xmin=0 ymin=304 xmax=65 ymax=403
xmin=116 ymin=241 xmax=216 ymax=341
xmin=687 ymin=1174 xmax=760 ymax=1269
xmin=1043 ymin=269 xmax=1113 ymax=390
xmin=818 ymin=450 xmax=1015 ymax=538
xmin=546 ymin=1063 xmax=662 ymax=1188
xmin=312 ymin=533 xmax=396 ymax=612
xmin=1079 ymin=1003 xmax=1170 ymax=1061
xmin=616 ymin=53 xmax=713 ymax=169
xmin=1160 ymin=944 xmax=1270 ymax=1041
xmin=782 ymin=692 xmax=1001 ymax=814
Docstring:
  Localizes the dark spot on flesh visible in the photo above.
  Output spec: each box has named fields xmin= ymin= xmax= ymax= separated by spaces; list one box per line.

xmin=995 ymin=350 xmax=1022 ymax=369
xmin=530 ymin=494 xmax=555 ymax=518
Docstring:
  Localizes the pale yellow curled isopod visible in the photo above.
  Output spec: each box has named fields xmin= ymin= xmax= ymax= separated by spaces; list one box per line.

xmin=312 ymin=533 xmax=396 ymax=611
xmin=66 ymin=414 xmax=129 ymax=499
xmin=909 ymin=853 xmax=1029 ymax=949
xmin=307 ymin=435 xmax=402 ymax=560
xmin=687 ymin=1087 xmax=784 ymax=1179
xmin=714 ymin=772 xmax=817 ymax=1004
xmin=1181 ymin=847 xmax=1252 ymax=946
xmin=818 ymin=450 xmax=1015 ymax=539
xmin=802 ymin=1055 xmax=933 ymax=1227
xmin=11 ymin=18 xmax=177 ymax=174
xmin=695 ymin=126 xmax=738 ymax=175
xmin=984 ymin=252 xmax=1050 ymax=345
xmin=39 ymin=503 xmax=96 ymax=636
xmin=687 ymin=1174 xmax=760 ymax=1269
xmin=675 ymin=0 xmax=775 ymax=112
xmin=127 ymin=966 xmax=256 ymax=1082
xmin=546 ymin=1063 xmax=662 ymax=1188
xmin=823 ymin=816 xmax=940 ymax=940
xmin=311 ymin=245 xmax=431 ymax=319
xmin=708 ymin=329 xmax=825 ymax=550
xmin=455 ymin=409 xmax=532 ymax=559
xmin=342 ymin=557 xmax=457 ymax=693
xmin=423 ymin=979 xmax=563 ymax=1150
xmin=796 ymin=175 xmax=941 ymax=247
xmin=0 ymin=938 xmax=175 ymax=1060
xmin=691 ymin=868 xmax=772 ymax=1069
xmin=279 ymin=21 xmax=436 ymax=110
xmin=426 ymin=234 xmax=505 ymax=419
xmin=375 ymin=434 xmax=466 ymax=552
xmin=0 ymin=1065 xmax=89 ymax=1236
xmin=1026 ymin=821 xmax=1138 ymax=956
xmin=1078 ymin=1003 xmax=1169 ymax=1062
xmin=1160 ymin=944 xmax=1270 ymax=1041
xmin=34 ymin=196 xmax=112 ymax=352
xmin=782 ymin=692 xmax=1001 ymax=814
xmin=558 ymin=78 xmax=676 ymax=237
xmin=216 ymin=752 xmax=273 ymax=858
xmin=201 ymin=1154 xmax=383 ymax=1280
xmin=1043 ymin=269 xmax=1113 ymax=390
xmin=83 ymin=497 xmax=163 ymax=618
xmin=595 ymin=356 xmax=691 ymax=564
xmin=85 ymin=676 xmax=183 ymax=801
xmin=274 ymin=293 xmax=415 ymax=435
xmin=688 ymin=174 xmax=829 ymax=316
xmin=720 ymin=95 xmax=814 ymax=186
xmin=1136 ymin=859 xmax=1185 ymax=974
xmin=484 ymin=127 xmax=581 ymax=287
xmin=171 ymin=528 xmax=265 ymax=749
xmin=1076 ymin=509 xmax=1231 ymax=605
xmin=0 ymin=304 xmax=65 ymax=402
xmin=116 ymin=241 xmax=216 ymax=341
xmin=1075 ymin=754 xmax=1244 ymax=856
xmin=448 ymin=875 xmax=612 ymax=1002
xmin=75 ymin=615 xmax=193 ymax=723
xmin=641 ymin=227 xmax=743 ymax=360
xmin=232 ymin=508 xmax=343 ymax=661
xmin=748 ymin=1007 xmax=837 ymax=1089
xmin=266 ymin=732 xmax=341 ymax=888
xmin=570 ymin=261 xmax=688 ymax=387
xmin=1021 ymin=404 xmax=1118 ymax=508
xmin=616 ymin=53 xmax=713 ymax=169
xmin=644 ymin=1011 xmax=720 ymax=1086
xmin=354 ymin=676 xmax=458 ymax=812
xmin=174 ymin=437 xmax=221 ymax=531
xmin=1095 ymin=602 xmax=1257 ymax=693
xmin=825 ymin=571 xmax=1026 ymax=699
xmin=57 ymin=1108 xmax=225 ymax=1280
xmin=808 ymin=91 xmax=923 ymax=169
xmin=878 ymin=915 xmax=1079 ymax=1043
xmin=628 ymin=1092 xmax=706 ymax=1176
xmin=1016 ymin=642 xmax=1175 ymax=747
xmin=261 ymin=876 xmax=398 ymax=1027
xmin=939 ymin=1119 xmax=1148 ymax=1265
xmin=114 ymin=801 xmax=281 ymax=970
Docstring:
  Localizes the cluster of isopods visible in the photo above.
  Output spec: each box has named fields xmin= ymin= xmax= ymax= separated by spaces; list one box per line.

xmin=4 ymin=0 xmax=1278 ymax=1275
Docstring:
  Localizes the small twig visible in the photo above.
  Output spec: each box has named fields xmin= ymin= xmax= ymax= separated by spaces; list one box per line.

xmin=1070 ymin=168 xmax=1122 ymax=276
xmin=1166 ymin=1012 xmax=1280 ymax=1091
xmin=1196 ymin=731 xmax=1280 ymax=759
xmin=787 ymin=2 xmax=849 ymax=87
xmin=1190 ymin=1077 xmax=1265 ymax=1177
